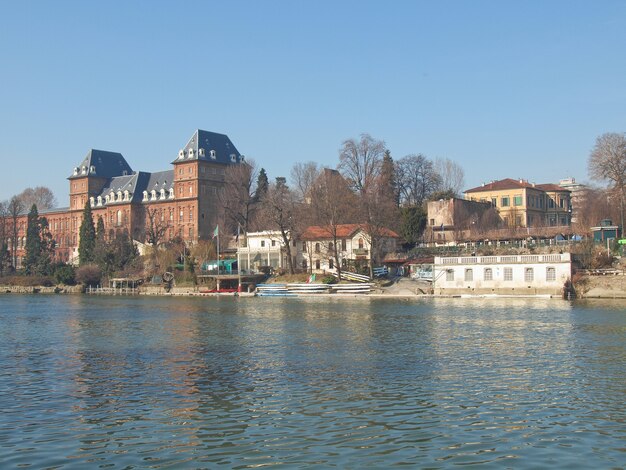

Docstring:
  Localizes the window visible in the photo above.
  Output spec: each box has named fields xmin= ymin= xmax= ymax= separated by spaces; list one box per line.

xmin=548 ymin=198 xmax=555 ymax=208
xmin=341 ymin=258 xmax=347 ymax=268
xmin=302 ymin=242 xmax=307 ymax=252
xmin=525 ymin=267 xmax=534 ymax=282
xmin=341 ymin=239 xmax=347 ymax=251
xmin=189 ymin=208 xmax=193 ymax=221
xmin=501 ymin=197 xmax=510 ymax=207
xmin=513 ymin=195 xmax=523 ymax=206
xmin=189 ymin=227 xmax=193 ymax=237
xmin=358 ymin=238 xmax=364 ymax=249
xmin=329 ymin=258 xmax=334 ymax=269
xmin=271 ymin=239 xmax=276 ymax=247
xmin=261 ymin=240 xmax=265 ymax=247
xmin=491 ymin=197 xmax=497 ymax=207
xmin=169 ymin=209 xmax=173 ymax=221
xmin=315 ymin=243 xmax=320 ymax=253
xmin=504 ymin=267 xmax=513 ymax=281
xmin=315 ymin=260 xmax=320 ymax=270
xmin=484 ymin=268 xmax=493 ymax=281
xmin=430 ymin=218 xmax=435 ymax=226
xmin=117 ymin=210 xmax=122 ymax=226
xmin=179 ymin=209 xmax=183 ymax=222
xmin=189 ymin=185 xmax=193 ymax=196
xmin=546 ymin=267 xmax=556 ymax=281
xmin=302 ymin=260 xmax=307 ymax=269
xmin=329 ymin=242 xmax=333 ymax=251
xmin=464 ymin=268 xmax=473 ymax=282
xmin=446 ymin=270 xmax=454 ymax=281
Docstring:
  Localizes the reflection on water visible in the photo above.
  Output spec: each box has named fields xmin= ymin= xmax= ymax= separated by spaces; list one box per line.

xmin=0 ymin=295 xmax=624 ymax=468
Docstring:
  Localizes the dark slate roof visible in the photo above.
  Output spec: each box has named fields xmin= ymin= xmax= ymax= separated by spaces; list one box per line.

xmin=92 ymin=170 xmax=175 ymax=205
xmin=172 ymin=129 xmax=243 ymax=165
xmin=69 ymin=149 xmax=133 ymax=179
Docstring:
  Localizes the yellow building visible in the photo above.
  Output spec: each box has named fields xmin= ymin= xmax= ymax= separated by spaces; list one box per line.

xmin=464 ymin=178 xmax=571 ymax=228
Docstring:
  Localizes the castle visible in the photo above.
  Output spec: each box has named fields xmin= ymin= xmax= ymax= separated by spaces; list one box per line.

xmin=9 ymin=129 xmax=243 ymax=267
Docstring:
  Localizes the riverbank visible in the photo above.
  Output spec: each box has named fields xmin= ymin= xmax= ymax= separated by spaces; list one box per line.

xmin=1 ymin=274 xmax=624 ymax=299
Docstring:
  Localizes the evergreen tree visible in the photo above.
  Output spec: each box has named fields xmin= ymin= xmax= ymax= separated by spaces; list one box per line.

xmin=96 ymin=216 xmax=105 ymax=241
xmin=399 ymin=206 xmax=427 ymax=247
xmin=23 ymin=205 xmax=42 ymax=275
xmin=255 ymin=168 xmax=269 ymax=202
xmin=78 ymin=201 xmax=96 ymax=265
xmin=379 ymin=150 xmax=399 ymax=206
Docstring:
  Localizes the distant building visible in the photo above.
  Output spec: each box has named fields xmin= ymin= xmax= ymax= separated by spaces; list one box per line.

xmin=591 ymin=219 xmax=621 ymax=242
xmin=464 ymin=178 xmax=571 ymax=228
xmin=425 ymin=198 xmax=495 ymax=245
xmin=5 ymin=129 xmax=244 ymax=268
xmin=559 ymin=177 xmax=587 ymax=224
xmin=237 ymin=230 xmax=301 ymax=272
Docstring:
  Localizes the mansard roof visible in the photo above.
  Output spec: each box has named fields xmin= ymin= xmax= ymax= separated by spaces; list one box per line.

xmin=172 ymin=129 xmax=243 ymax=165
xmin=93 ymin=170 xmax=174 ymax=205
xmin=69 ymin=149 xmax=133 ymax=179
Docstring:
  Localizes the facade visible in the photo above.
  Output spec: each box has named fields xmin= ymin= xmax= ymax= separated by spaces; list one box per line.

xmin=236 ymin=224 xmax=400 ymax=274
xmin=7 ymin=129 xmax=243 ymax=268
xmin=300 ymin=224 xmax=399 ymax=273
xmin=425 ymin=198 xmax=495 ymax=245
xmin=464 ymin=178 xmax=572 ymax=228
xmin=237 ymin=230 xmax=302 ymax=272
xmin=433 ymin=253 xmax=572 ymax=296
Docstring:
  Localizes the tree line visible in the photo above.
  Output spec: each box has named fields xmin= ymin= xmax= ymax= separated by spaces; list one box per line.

xmin=217 ymin=133 xmax=465 ymax=278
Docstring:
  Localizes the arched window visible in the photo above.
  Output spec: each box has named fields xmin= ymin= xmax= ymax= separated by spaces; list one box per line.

xmin=315 ymin=242 xmax=320 ymax=253
xmin=160 ymin=189 xmax=166 ymax=199
xmin=124 ymin=190 xmax=130 ymax=201
xmin=117 ymin=210 xmax=122 ymax=226
xmin=329 ymin=258 xmax=334 ymax=269
xmin=358 ymin=238 xmax=364 ymax=249
xmin=151 ymin=190 xmax=157 ymax=200
xmin=97 ymin=196 xmax=102 ymax=206
xmin=142 ymin=191 xmax=148 ymax=201
xmin=117 ymin=191 xmax=122 ymax=201
xmin=169 ymin=188 xmax=174 ymax=199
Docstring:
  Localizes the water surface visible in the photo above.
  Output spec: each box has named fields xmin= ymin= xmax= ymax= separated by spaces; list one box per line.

xmin=0 ymin=295 xmax=624 ymax=468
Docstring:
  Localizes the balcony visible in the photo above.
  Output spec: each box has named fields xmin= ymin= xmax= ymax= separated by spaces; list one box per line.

xmin=353 ymin=248 xmax=369 ymax=256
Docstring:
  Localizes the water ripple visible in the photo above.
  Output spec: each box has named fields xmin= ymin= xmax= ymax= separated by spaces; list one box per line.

xmin=0 ymin=296 xmax=624 ymax=468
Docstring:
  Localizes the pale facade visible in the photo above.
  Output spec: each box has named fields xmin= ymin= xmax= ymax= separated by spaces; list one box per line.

xmin=237 ymin=231 xmax=301 ymax=272
xmin=433 ymin=253 xmax=572 ymax=296
xmin=464 ymin=179 xmax=571 ymax=228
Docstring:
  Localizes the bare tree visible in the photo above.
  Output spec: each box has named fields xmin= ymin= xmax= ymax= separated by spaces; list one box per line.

xmin=309 ymin=169 xmax=359 ymax=279
xmin=220 ymin=159 xmax=259 ymax=236
xmin=338 ymin=134 xmax=385 ymax=194
xmin=0 ymin=201 xmax=9 ymax=275
xmin=396 ymin=154 xmax=441 ymax=206
xmin=17 ymin=186 xmax=57 ymax=211
xmin=7 ymin=196 xmax=25 ymax=269
xmin=145 ymin=207 xmax=170 ymax=246
xmin=588 ymin=132 xmax=626 ymax=232
xmin=260 ymin=178 xmax=300 ymax=274
xmin=290 ymin=162 xmax=320 ymax=203
xmin=434 ymin=157 xmax=465 ymax=196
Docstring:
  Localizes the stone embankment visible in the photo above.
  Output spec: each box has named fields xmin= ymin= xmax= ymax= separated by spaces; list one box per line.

xmin=574 ymin=274 xmax=626 ymax=299
xmin=0 ymin=285 xmax=84 ymax=294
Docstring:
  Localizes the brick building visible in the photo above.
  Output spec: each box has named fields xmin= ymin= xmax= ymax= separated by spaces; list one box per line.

xmin=7 ymin=129 xmax=243 ymax=267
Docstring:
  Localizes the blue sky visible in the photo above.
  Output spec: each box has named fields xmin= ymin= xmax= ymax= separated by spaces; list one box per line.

xmin=1 ymin=1 xmax=625 ymax=206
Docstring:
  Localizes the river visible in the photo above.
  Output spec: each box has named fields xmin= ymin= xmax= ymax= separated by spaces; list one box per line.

xmin=0 ymin=295 xmax=624 ymax=468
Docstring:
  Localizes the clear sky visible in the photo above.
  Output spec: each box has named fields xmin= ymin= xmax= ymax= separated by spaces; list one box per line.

xmin=1 ymin=0 xmax=625 ymax=206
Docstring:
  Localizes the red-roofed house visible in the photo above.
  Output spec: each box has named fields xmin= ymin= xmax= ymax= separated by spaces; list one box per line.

xmin=300 ymin=224 xmax=399 ymax=273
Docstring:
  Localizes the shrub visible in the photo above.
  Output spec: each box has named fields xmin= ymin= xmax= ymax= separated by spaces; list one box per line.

xmin=320 ymin=275 xmax=337 ymax=284
xmin=75 ymin=264 xmax=102 ymax=287
xmin=54 ymin=264 xmax=76 ymax=285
